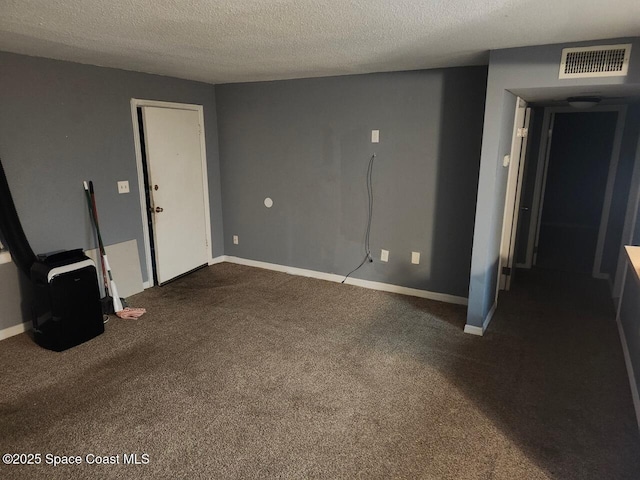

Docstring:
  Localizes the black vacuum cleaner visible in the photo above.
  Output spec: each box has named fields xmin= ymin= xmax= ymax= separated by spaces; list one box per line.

xmin=0 ymin=157 xmax=104 ymax=351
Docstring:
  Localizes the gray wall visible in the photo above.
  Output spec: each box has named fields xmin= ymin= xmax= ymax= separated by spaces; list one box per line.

xmin=602 ymin=104 xmax=640 ymax=279
xmin=468 ymin=37 xmax=640 ymax=329
xmin=216 ymin=67 xmax=487 ymax=298
xmin=0 ymin=51 xmax=224 ymax=330
xmin=619 ymin=266 xmax=640 ymax=403
xmin=468 ymin=89 xmax=517 ymax=324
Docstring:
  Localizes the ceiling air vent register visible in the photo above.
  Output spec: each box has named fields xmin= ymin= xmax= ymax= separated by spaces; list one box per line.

xmin=559 ymin=44 xmax=631 ymax=79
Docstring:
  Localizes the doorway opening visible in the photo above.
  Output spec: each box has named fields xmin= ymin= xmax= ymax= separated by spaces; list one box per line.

xmin=505 ymin=105 xmax=627 ymax=294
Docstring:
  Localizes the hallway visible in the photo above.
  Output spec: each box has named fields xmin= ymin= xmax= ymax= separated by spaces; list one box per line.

xmin=488 ymin=268 xmax=640 ymax=478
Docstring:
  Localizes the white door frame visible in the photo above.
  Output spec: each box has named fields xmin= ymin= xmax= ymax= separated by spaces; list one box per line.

xmin=498 ymin=98 xmax=529 ymax=293
xmin=524 ymin=105 xmax=627 ymax=279
xmin=506 ymin=106 xmax=531 ymax=283
xmin=130 ymin=99 xmax=213 ymax=288
xmin=524 ymin=110 xmax=555 ymax=268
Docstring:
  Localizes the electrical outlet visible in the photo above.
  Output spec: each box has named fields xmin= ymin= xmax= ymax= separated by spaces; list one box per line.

xmin=371 ymin=130 xmax=380 ymax=143
xmin=411 ymin=252 xmax=420 ymax=264
xmin=380 ymin=249 xmax=389 ymax=262
xmin=117 ymin=181 xmax=130 ymax=194
xmin=233 ymin=235 xmax=239 ymax=245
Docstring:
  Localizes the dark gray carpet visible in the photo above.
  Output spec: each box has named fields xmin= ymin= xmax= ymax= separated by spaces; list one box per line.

xmin=0 ymin=264 xmax=638 ymax=479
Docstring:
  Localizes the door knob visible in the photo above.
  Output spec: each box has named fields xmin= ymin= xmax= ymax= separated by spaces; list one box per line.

xmin=155 ymin=207 xmax=164 ymax=213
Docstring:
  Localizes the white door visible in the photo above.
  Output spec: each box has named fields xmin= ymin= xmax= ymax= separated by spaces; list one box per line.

xmin=499 ymin=99 xmax=531 ymax=291
xmin=141 ymin=106 xmax=209 ymax=284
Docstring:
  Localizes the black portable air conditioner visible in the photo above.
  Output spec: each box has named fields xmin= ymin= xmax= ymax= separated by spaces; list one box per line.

xmin=30 ymin=249 xmax=104 ymax=351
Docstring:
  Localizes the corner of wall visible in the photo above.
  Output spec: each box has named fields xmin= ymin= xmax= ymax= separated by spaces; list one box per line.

xmin=464 ymin=300 xmax=497 ymax=336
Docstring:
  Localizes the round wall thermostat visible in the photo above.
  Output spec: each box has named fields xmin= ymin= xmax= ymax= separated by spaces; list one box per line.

xmin=264 ymin=197 xmax=273 ymax=208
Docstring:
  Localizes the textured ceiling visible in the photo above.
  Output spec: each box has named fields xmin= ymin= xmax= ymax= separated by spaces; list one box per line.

xmin=1 ymin=0 xmax=639 ymax=84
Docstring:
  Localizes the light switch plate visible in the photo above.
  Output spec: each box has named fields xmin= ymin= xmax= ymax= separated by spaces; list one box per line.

xmin=411 ymin=252 xmax=420 ymax=264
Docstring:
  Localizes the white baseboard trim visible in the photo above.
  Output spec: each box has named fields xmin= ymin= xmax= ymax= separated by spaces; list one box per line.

xmin=209 ymin=255 xmax=227 ymax=265
xmin=0 ymin=250 xmax=12 ymax=265
xmin=616 ymin=312 xmax=640 ymax=432
xmin=463 ymin=301 xmax=497 ymax=336
xmin=463 ymin=324 xmax=483 ymax=336
xmin=219 ymin=256 xmax=468 ymax=305
xmin=0 ymin=321 xmax=31 ymax=341
xmin=484 ymin=301 xmax=497 ymax=331
xmin=593 ymin=272 xmax=610 ymax=281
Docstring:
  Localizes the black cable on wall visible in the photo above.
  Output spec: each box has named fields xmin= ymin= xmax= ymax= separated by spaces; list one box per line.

xmin=342 ymin=153 xmax=376 ymax=283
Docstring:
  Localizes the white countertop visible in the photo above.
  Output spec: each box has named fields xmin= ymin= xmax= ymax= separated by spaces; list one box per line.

xmin=625 ymin=246 xmax=640 ymax=286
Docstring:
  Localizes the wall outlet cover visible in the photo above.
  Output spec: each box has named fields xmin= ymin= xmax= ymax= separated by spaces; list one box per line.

xmin=411 ymin=251 xmax=420 ymax=264
xmin=371 ymin=130 xmax=380 ymax=143
xmin=381 ymin=249 xmax=389 ymax=262
xmin=233 ymin=235 xmax=239 ymax=245
xmin=117 ymin=180 xmax=130 ymax=194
